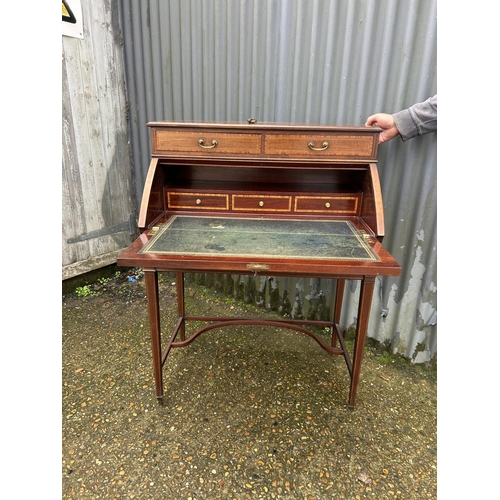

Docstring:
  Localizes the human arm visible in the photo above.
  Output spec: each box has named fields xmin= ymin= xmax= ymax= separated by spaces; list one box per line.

xmin=365 ymin=95 xmax=437 ymax=143
xmin=393 ymin=95 xmax=437 ymax=141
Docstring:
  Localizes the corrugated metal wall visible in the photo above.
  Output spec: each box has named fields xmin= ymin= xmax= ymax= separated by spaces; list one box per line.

xmin=117 ymin=0 xmax=437 ymax=362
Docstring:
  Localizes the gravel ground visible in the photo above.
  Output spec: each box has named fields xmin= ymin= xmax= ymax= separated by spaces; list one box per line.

xmin=62 ymin=267 xmax=437 ymax=499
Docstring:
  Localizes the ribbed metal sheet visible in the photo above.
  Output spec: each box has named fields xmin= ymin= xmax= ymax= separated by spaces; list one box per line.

xmin=118 ymin=0 xmax=437 ymax=362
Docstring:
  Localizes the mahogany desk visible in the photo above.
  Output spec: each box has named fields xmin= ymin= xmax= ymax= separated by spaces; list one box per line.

xmin=117 ymin=121 xmax=401 ymax=409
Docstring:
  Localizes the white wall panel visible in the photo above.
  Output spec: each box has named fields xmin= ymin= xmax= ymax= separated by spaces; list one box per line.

xmin=62 ymin=0 xmax=136 ymax=279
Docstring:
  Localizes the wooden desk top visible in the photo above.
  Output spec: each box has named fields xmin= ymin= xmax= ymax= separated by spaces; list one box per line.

xmin=119 ymin=121 xmax=401 ymax=279
xmin=118 ymin=216 xmax=400 ymax=279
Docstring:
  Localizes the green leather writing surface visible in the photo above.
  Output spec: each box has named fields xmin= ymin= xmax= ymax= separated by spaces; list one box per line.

xmin=140 ymin=215 xmax=379 ymax=261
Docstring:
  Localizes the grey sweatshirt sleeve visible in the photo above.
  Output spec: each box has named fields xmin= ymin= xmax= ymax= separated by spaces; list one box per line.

xmin=392 ymin=95 xmax=437 ymax=142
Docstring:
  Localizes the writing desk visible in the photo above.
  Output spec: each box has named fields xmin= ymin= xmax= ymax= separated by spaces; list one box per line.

xmin=117 ymin=121 xmax=401 ymax=408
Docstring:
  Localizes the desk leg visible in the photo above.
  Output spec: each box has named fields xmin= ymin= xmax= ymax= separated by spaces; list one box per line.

xmin=144 ymin=269 xmax=163 ymax=399
xmin=332 ymin=279 xmax=346 ymax=348
xmin=348 ymin=277 xmax=375 ymax=409
xmin=176 ymin=272 xmax=186 ymax=341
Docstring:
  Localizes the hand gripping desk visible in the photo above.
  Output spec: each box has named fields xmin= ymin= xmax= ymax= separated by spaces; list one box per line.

xmin=117 ymin=121 xmax=401 ymax=409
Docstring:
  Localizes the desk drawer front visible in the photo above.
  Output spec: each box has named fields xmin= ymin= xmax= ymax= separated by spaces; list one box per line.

xmin=167 ymin=192 xmax=229 ymax=210
xmin=232 ymin=194 xmax=292 ymax=212
xmin=264 ymin=134 xmax=375 ymax=159
xmin=294 ymin=195 xmax=360 ymax=214
xmin=153 ymin=130 xmax=262 ymax=155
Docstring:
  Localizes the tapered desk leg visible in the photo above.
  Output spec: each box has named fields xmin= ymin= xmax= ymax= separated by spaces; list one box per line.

xmin=348 ymin=277 xmax=375 ymax=409
xmin=332 ymin=279 xmax=346 ymax=348
xmin=144 ymin=269 xmax=163 ymax=399
xmin=176 ymin=272 xmax=185 ymax=341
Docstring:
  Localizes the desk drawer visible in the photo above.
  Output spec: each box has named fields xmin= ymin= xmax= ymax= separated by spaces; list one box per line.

xmin=153 ymin=130 xmax=262 ymax=155
xmin=294 ymin=195 xmax=360 ymax=214
xmin=264 ymin=133 xmax=376 ymax=159
xmin=167 ymin=192 xmax=229 ymax=210
xmin=232 ymin=194 xmax=292 ymax=212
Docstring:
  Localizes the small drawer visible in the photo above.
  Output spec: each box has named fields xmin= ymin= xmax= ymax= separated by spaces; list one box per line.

xmin=232 ymin=194 xmax=292 ymax=212
xmin=167 ymin=192 xmax=229 ymax=210
xmin=152 ymin=129 xmax=262 ymax=155
xmin=264 ymin=133 xmax=376 ymax=159
xmin=294 ymin=195 xmax=360 ymax=214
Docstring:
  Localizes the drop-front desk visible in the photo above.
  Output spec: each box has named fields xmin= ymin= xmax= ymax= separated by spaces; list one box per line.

xmin=117 ymin=121 xmax=401 ymax=409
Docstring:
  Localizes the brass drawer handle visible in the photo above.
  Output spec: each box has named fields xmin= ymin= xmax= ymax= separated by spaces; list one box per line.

xmin=259 ymin=201 xmax=264 ymax=207
xmin=196 ymin=198 xmax=202 ymax=205
xmin=198 ymin=139 xmax=218 ymax=149
xmin=308 ymin=141 xmax=329 ymax=151
xmin=325 ymin=202 xmax=331 ymax=208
